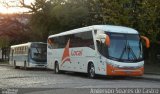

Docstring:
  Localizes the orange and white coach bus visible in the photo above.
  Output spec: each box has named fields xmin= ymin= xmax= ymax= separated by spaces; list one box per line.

xmin=47 ymin=25 xmax=150 ymax=78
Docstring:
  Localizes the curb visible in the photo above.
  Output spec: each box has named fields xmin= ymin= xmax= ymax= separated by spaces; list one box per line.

xmin=143 ymin=73 xmax=160 ymax=81
xmin=135 ymin=74 xmax=160 ymax=81
xmin=144 ymin=72 xmax=160 ymax=75
xmin=141 ymin=76 xmax=160 ymax=82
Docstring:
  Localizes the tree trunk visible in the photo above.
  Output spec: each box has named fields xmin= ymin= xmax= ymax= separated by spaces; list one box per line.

xmin=2 ymin=47 xmax=4 ymax=61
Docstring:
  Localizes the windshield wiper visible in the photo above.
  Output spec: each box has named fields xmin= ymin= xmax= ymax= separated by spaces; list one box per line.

xmin=127 ymin=43 xmax=138 ymax=61
xmin=139 ymin=40 xmax=142 ymax=59
xmin=119 ymin=41 xmax=138 ymax=61
xmin=35 ymin=48 xmax=40 ymax=53
xmin=119 ymin=39 xmax=127 ymax=61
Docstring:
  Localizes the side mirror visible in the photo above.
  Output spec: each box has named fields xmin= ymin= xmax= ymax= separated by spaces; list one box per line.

xmin=105 ymin=34 xmax=110 ymax=46
xmin=141 ymin=36 xmax=150 ymax=48
xmin=48 ymin=39 xmax=53 ymax=44
xmin=96 ymin=34 xmax=110 ymax=46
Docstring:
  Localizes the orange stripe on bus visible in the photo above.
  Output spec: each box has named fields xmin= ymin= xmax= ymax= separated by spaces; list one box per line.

xmin=106 ymin=64 xmax=144 ymax=76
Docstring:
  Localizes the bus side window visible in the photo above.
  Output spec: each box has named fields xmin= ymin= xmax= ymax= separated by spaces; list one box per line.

xmin=28 ymin=49 xmax=31 ymax=57
xmin=15 ymin=48 xmax=17 ymax=54
xmin=52 ymin=38 xmax=59 ymax=49
xmin=96 ymin=40 xmax=102 ymax=52
xmin=9 ymin=49 xmax=13 ymax=61
xmin=17 ymin=48 xmax=18 ymax=54
xmin=96 ymin=39 xmax=108 ymax=57
xmin=70 ymin=31 xmax=94 ymax=49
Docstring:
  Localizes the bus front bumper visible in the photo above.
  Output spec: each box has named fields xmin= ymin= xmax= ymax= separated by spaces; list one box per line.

xmin=29 ymin=63 xmax=47 ymax=68
xmin=106 ymin=64 xmax=144 ymax=76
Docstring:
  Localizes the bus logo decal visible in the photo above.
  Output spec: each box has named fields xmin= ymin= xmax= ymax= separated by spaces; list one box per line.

xmin=71 ymin=49 xmax=83 ymax=56
xmin=61 ymin=39 xmax=71 ymax=66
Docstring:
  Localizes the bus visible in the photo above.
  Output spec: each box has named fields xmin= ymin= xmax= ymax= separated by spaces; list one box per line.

xmin=10 ymin=42 xmax=47 ymax=69
xmin=47 ymin=25 xmax=149 ymax=78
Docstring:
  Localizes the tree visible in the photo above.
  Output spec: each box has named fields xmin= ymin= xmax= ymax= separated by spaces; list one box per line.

xmin=138 ymin=0 xmax=160 ymax=42
xmin=21 ymin=0 xmax=90 ymax=41
xmin=0 ymin=36 xmax=10 ymax=61
xmin=0 ymin=13 xmax=31 ymax=61
xmin=19 ymin=0 xmax=160 ymax=43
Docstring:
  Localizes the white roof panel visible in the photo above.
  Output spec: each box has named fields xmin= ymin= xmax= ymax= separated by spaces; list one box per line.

xmin=49 ymin=25 xmax=139 ymax=38
xmin=11 ymin=42 xmax=46 ymax=48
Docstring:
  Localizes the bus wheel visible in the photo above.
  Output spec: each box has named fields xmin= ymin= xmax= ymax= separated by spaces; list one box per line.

xmin=88 ymin=63 xmax=95 ymax=78
xmin=24 ymin=61 xmax=27 ymax=70
xmin=55 ymin=63 xmax=60 ymax=74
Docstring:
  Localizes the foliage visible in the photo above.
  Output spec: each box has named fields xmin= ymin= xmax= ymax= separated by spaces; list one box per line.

xmin=0 ymin=0 xmax=159 ymax=62
xmin=0 ymin=36 xmax=10 ymax=48
xmin=138 ymin=0 xmax=160 ymax=42
xmin=2 ymin=0 xmax=160 ymax=43
xmin=0 ymin=14 xmax=31 ymax=45
xmin=20 ymin=0 xmax=90 ymax=41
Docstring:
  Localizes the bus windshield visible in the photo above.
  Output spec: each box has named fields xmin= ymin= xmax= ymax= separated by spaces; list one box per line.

xmin=108 ymin=33 xmax=143 ymax=62
xmin=31 ymin=44 xmax=47 ymax=62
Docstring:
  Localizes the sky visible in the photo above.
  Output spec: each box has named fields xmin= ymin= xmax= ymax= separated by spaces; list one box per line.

xmin=0 ymin=0 xmax=34 ymax=14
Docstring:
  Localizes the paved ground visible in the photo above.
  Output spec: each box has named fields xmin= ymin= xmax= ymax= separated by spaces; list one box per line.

xmin=0 ymin=65 xmax=160 ymax=94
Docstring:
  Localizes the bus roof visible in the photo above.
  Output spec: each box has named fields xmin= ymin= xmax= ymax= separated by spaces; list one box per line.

xmin=11 ymin=42 xmax=46 ymax=48
xmin=48 ymin=25 xmax=139 ymax=38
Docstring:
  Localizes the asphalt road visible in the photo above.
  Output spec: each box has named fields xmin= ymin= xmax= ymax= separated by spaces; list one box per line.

xmin=0 ymin=65 xmax=160 ymax=94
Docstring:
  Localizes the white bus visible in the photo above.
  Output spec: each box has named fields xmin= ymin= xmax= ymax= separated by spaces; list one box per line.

xmin=47 ymin=25 xmax=149 ymax=78
xmin=10 ymin=42 xmax=47 ymax=69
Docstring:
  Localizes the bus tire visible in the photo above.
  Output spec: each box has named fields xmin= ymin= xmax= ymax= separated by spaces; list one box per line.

xmin=14 ymin=61 xmax=18 ymax=69
xmin=24 ymin=61 xmax=27 ymax=70
xmin=88 ymin=62 xmax=96 ymax=78
xmin=55 ymin=62 xmax=60 ymax=74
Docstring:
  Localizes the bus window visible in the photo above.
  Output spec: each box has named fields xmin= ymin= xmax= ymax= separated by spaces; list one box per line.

xmin=96 ymin=39 xmax=108 ymax=57
xmin=70 ymin=31 xmax=94 ymax=49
